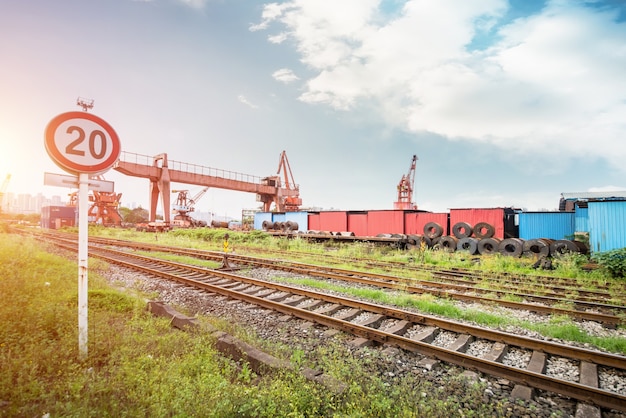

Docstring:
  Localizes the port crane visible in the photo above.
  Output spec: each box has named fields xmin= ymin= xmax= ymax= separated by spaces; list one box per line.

xmin=273 ymin=150 xmax=302 ymax=212
xmin=393 ymin=155 xmax=418 ymax=210
xmin=171 ymin=187 xmax=209 ymax=227
xmin=0 ymin=174 xmax=11 ymax=214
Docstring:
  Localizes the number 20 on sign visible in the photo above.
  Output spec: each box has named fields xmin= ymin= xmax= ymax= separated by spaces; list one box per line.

xmin=45 ymin=111 xmax=120 ymax=175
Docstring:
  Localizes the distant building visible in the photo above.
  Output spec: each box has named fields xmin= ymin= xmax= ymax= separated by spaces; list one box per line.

xmin=3 ymin=192 xmax=67 ymax=214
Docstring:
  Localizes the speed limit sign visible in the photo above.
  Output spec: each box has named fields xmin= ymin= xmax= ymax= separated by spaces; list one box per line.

xmin=44 ymin=111 xmax=121 ymax=174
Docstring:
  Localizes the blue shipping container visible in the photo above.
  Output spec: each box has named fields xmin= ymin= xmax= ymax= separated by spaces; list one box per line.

xmin=253 ymin=212 xmax=272 ymax=231
xmin=518 ymin=212 xmax=575 ymax=240
xmin=575 ymin=207 xmax=589 ymax=233
xmin=588 ymin=201 xmax=626 ymax=253
xmin=282 ymin=211 xmax=308 ymax=232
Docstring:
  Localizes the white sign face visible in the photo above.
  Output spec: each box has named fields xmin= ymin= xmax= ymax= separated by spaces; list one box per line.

xmin=44 ymin=172 xmax=115 ymax=193
xmin=45 ymin=112 xmax=121 ymax=174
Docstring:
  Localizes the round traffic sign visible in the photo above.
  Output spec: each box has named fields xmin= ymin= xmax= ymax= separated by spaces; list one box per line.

xmin=44 ymin=111 xmax=121 ymax=174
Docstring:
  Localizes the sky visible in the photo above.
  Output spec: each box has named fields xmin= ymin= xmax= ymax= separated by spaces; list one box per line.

xmin=1 ymin=0 xmax=625 ymax=218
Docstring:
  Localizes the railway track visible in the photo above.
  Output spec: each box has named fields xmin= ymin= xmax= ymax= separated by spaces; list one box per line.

xmin=52 ymin=232 xmax=626 ymax=327
xmin=34 ymin=232 xmax=626 ymax=414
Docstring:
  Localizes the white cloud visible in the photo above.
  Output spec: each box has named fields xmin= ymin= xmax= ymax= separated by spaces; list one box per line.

xmin=272 ymin=68 xmax=300 ymax=83
xmin=256 ymin=0 xmax=626 ymax=171
xmin=588 ymin=185 xmax=626 ymax=192
xmin=237 ymin=95 xmax=259 ymax=109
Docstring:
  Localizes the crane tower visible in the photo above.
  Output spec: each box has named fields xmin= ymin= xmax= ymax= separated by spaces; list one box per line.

xmin=393 ymin=155 xmax=418 ymax=210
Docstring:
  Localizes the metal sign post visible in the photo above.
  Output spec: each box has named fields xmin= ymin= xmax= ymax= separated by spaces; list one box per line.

xmin=77 ymin=173 xmax=89 ymax=355
xmin=44 ymin=111 xmax=121 ymax=359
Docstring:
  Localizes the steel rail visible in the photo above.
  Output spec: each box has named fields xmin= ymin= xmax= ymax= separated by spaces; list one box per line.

xmin=45 ymin=232 xmax=626 ymax=325
xmin=74 ymin=245 xmax=626 ymax=412
xmin=69 ymin=243 xmax=626 ymax=367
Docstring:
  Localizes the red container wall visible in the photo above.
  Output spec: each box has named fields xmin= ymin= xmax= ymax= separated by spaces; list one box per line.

xmin=307 ymin=213 xmax=320 ymax=231
xmin=405 ymin=212 xmax=449 ymax=236
xmin=347 ymin=212 xmax=368 ymax=237
xmin=367 ymin=210 xmax=405 ymax=236
xmin=319 ymin=211 xmax=348 ymax=232
xmin=449 ymin=208 xmax=505 ymax=239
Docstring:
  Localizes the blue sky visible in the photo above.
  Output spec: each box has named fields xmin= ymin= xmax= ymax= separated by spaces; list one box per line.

xmin=1 ymin=0 xmax=625 ymax=217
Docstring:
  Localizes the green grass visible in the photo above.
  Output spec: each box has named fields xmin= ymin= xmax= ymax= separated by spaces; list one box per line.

xmin=2 ymin=232 xmax=525 ymax=417
xmin=134 ymin=250 xmax=222 ymax=269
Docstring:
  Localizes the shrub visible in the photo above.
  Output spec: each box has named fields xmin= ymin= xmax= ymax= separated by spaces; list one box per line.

xmin=592 ymin=248 xmax=626 ymax=278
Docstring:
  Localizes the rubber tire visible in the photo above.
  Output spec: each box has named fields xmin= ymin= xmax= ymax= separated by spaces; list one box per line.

xmin=498 ymin=238 xmax=524 ymax=257
xmin=477 ymin=238 xmax=501 ymax=255
xmin=452 ymin=222 xmax=473 ymax=239
xmin=457 ymin=237 xmax=479 ymax=254
xmin=473 ymin=222 xmax=495 ymax=239
xmin=424 ymin=222 xmax=444 ymax=238
xmin=438 ymin=236 xmax=458 ymax=252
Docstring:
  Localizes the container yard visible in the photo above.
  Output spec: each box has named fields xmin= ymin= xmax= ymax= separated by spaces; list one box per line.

xmin=32 ymin=151 xmax=626 ymax=255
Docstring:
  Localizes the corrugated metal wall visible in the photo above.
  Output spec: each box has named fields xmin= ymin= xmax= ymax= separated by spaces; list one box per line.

xmin=347 ymin=212 xmax=368 ymax=236
xmin=574 ymin=207 xmax=589 ymax=233
xmin=253 ymin=212 xmax=272 ymax=230
xmin=405 ymin=212 xmax=449 ymax=236
xmin=518 ymin=212 xmax=575 ymax=240
xmin=307 ymin=212 xmax=321 ymax=231
xmin=588 ymin=201 xmax=626 ymax=253
xmin=367 ymin=210 xmax=405 ymax=236
xmin=272 ymin=213 xmax=286 ymax=223
xmin=319 ymin=211 xmax=348 ymax=232
xmin=449 ymin=208 xmax=505 ymax=239
xmin=284 ymin=211 xmax=308 ymax=232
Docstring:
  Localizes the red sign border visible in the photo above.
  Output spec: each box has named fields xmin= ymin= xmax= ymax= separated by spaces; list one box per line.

xmin=45 ymin=111 xmax=121 ymax=174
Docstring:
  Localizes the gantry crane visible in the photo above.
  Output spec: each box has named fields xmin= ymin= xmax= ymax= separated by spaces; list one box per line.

xmin=171 ymin=187 xmax=209 ymax=227
xmin=0 ymin=174 xmax=11 ymax=214
xmin=114 ymin=151 xmax=303 ymax=223
xmin=393 ymin=155 xmax=418 ymax=210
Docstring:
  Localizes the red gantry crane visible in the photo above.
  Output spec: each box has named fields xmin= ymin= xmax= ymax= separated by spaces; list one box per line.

xmin=394 ymin=155 xmax=418 ymax=210
xmin=113 ymin=150 xmax=302 ymax=226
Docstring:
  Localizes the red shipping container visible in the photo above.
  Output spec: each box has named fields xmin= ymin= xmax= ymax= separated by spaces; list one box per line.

xmin=347 ymin=212 xmax=368 ymax=237
xmin=319 ymin=211 xmax=348 ymax=232
xmin=405 ymin=212 xmax=449 ymax=236
xmin=307 ymin=213 xmax=320 ymax=231
xmin=449 ymin=208 xmax=506 ymax=239
xmin=367 ymin=210 xmax=404 ymax=236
